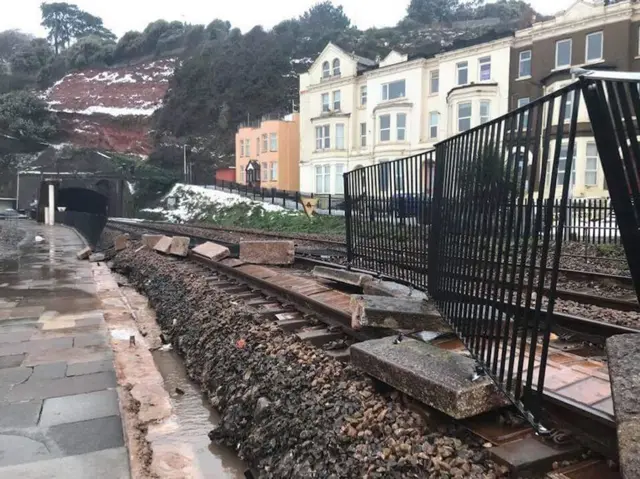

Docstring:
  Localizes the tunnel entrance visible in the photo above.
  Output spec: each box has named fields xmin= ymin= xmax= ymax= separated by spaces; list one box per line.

xmin=57 ymin=187 xmax=109 ymax=216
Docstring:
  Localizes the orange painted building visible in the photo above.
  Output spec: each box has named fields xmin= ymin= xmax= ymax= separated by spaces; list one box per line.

xmin=235 ymin=113 xmax=300 ymax=191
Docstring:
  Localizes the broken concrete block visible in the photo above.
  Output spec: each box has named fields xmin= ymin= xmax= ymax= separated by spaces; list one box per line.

xmin=192 ymin=241 xmax=230 ymax=261
xmin=142 ymin=234 xmax=164 ymax=248
xmin=350 ymin=337 xmax=510 ymax=419
xmin=607 ymin=333 xmax=640 ymax=479
xmin=169 ymin=236 xmax=190 ymax=257
xmin=239 ymin=240 xmax=294 ymax=265
xmin=350 ymin=295 xmax=449 ymax=331
xmin=363 ymin=279 xmax=428 ymax=300
xmin=89 ymin=253 xmax=105 ymax=262
xmin=114 ymin=234 xmax=130 ymax=251
xmin=153 ymin=236 xmax=173 ymax=254
xmin=76 ymin=246 xmax=92 ymax=260
xmin=313 ymin=266 xmax=373 ymax=287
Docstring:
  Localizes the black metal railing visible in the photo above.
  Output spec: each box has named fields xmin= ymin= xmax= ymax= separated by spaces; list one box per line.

xmin=579 ymin=70 xmax=640 ymax=302
xmin=210 ymin=179 xmax=345 ymax=215
xmin=55 ymin=211 xmax=107 ymax=248
xmin=344 ymin=151 xmax=434 ymax=288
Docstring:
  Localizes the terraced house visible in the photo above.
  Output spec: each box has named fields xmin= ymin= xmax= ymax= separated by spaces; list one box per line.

xmin=298 ymin=38 xmax=513 ymax=195
xmin=510 ymin=0 xmax=640 ymax=199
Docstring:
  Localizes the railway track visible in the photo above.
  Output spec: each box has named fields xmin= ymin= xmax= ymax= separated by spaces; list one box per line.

xmin=103 ymin=223 xmax=625 ymax=474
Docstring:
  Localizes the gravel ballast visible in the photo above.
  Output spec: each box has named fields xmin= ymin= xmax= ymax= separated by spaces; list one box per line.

xmin=111 ymin=244 xmax=507 ymax=478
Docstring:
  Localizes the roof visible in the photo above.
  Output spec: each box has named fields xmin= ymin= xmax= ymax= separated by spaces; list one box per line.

xmin=45 ymin=59 xmax=176 ymax=117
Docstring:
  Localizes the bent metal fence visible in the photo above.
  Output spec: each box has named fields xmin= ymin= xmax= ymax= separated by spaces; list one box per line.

xmin=344 ymin=70 xmax=640 ymax=428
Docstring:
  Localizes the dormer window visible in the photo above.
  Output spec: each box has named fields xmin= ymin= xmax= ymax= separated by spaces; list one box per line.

xmin=332 ymin=58 xmax=341 ymax=76
xmin=322 ymin=61 xmax=330 ymax=79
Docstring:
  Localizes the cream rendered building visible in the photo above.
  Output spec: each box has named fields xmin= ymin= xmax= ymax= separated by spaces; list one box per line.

xmin=298 ymin=39 xmax=513 ymax=195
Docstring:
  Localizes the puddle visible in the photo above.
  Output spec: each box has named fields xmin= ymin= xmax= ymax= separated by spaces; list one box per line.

xmin=152 ymin=349 xmax=247 ymax=478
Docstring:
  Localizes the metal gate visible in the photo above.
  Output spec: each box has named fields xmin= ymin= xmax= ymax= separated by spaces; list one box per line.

xmin=344 ymin=70 xmax=640 ymax=427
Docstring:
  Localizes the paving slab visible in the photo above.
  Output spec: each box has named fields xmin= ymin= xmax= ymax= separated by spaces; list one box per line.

xmin=0 ymin=401 xmax=43 ymax=428
xmin=66 ymin=358 xmax=114 ymax=377
xmin=351 ymin=337 xmax=510 ymax=419
xmin=40 ymin=390 xmax=120 ymax=427
xmin=4 ymin=371 xmax=116 ymax=403
xmin=48 ymin=415 xmax=124 ymax=456
xmin=312 ymin=266 xmax=373 ymax=287
xmin=0 ymin=447 xmax=130 ymax=479
xmin=0 ymin=434 xmax=51 ymax=466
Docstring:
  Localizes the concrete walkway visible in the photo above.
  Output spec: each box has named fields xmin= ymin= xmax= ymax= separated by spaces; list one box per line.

xmin=0 ymin=222 xmax=129 ymax=478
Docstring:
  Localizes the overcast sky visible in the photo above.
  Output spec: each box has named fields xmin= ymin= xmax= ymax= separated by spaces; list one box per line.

xmin=1 ymin=0 xmax=572 ymax=38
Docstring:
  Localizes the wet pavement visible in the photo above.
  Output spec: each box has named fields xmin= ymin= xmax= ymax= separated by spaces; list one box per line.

xmin=0 ymin=222 xmax=129 ymax=478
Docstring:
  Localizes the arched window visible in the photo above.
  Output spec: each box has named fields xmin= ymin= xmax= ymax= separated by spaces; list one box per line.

xmin=322 ymin=61 xmax=330 ymax=78
xmin=332 ymin=58 xmax=341 ymax=76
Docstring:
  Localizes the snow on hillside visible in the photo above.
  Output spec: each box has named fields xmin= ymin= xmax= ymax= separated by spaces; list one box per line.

xmin=143 ymin=184 xmax=294 ymax=223
xmin=46 ymin=59 xmax=176 ymax=117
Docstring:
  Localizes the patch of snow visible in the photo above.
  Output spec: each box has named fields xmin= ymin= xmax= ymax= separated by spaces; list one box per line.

xmin=53 ymin=105 xmax=160 ymax=116
xmin=141 ymin=183 xmax=297 ymax=223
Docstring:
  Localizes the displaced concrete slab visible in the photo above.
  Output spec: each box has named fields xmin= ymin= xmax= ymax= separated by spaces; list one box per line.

xmin=169 ymin=236 xmax=190 ymax=257
xmin=350 ymin=337 xmax=510 ymax=419
xmin=239 ymin=240 xmax=295 ymax=265
xmin=606 ymin=333 xmax=640 ymax=479
xmin=350 ymin=295 xmax=449 ymax=331
xmin=113 ymin=234 xmax=129 ymax=251
xmin=192 ymin=241 xmax=230 ymax=261
xmin=48 ymin=415 xmax=124 ymax=456
xmin=489 ymin=436 xmax=581 ymax=474
xmin=313 ymin=266 xmax=372 ymax=287
xmin=141 ymin=234 xmax=163 ymax=248
xmin=0 ymin=401 xmax=42 ymax=428
xmin=153 ymin=236 xmax=173 ymax=254
xmin=363 ymin=279 xmax=428 ymax=300
xmin=76 ymin=247 xmax=92 ymax=260
xmin=88 ymin=253 xmax=105 ymax=263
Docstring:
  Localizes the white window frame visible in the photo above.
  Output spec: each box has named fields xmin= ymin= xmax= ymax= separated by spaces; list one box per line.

xmin=379 ymin=114 xmax=391 ymax=142
xmin=269 ymin=133 xmax=277 ymax=152
xmin=240 ymin=168 xmax=245 ymax=183
xmin=429 ymin=111 xmax=438 ymax=139
xmin=381 ymin=80 xmax=406 ymax=101
xmin=332 ymin=90 xmax=341 ymax=111
xmin=457 ymin=102 xmax=472 ymax=132
xmin=478 ymin=56 xmax=491 ymax=82
xmin=360 ymin=122 xmax=367 ymax=147
xmin=585 ymin=142 xmax=599 ymax=186
xmin=245 ymin=140 xmax=250 ymax=157
xmin=261 ymin=161 xmax=268 ymax=181
xmin=321 ymin=93 xmax=329 ymax=112
xmin=332 ymin=58 xmax=341 ymax=77
xmin=456 ymin=61 xmax=468 ymax=86
xmin=239 ymin=139 xmax=244 ymax=157
xmin=480 ymin=100 xmax=491 ymax=124
xmin=518 ymin=50 xmax=531 ymax=78
xmin=322 ymin=61 xmax=330 ymax=79
xmin=396 ymin=113 xmax=407 ymax=141
xmin=335 ymin=123 xmax=345 ymax=150
xmin=557 ymin=142 xmax=576 ymax=186
xmin=555 ymin=39 xmax=572 ymax=69
xmin=335 ymin=163 xmax=345 ymax=194
xmin=262 ymin=134 xmax=268 ymax=153
xmin=517 ymin=97 xmax=530 ymax=128
xmin=585 ymin=31 xmax=603 ymax=63
xmin=255 ymin=138 xmax=259 ymax=156
xmin=564 ymin=90 xmax=575 ymax=122
xmin=430 ymin=70 xmax=439 ymax=94
xmin=270 ymin=161 xmax=277 ymax=181
xmin=315 ymin=165 xmax=331 ymax=193
xmin=360 ymin=85 xmax=367 ymax=106
xmin=315 ymin=125 xmax=330 ymax=150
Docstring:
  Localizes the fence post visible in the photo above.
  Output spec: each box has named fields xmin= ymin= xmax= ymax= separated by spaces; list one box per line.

xmin=271 ymin=188 xmax=275 ymax=204
xmin=295 ymin=192 xmax=300 ymax=210
xmin=344 ymin=173 xmax=352 ymax=267
xmin=329 ymin=194 xmax=332 ymax=215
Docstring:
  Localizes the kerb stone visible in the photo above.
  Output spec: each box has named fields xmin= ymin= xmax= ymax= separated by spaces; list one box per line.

xmin=312 ymin=266 xmax=373 ymax=287
xmin=363 ymin=279 xmax=428 ymax=300
xmin=114 ymin=234 xmax=129 ymax=251
xmin=239 ymin=240 xmax=295 ymax=265
xmin=76 ymin=247 xmax=92 ymax=260
xmin=606 ymin=333 xmax=640 ymax=479
xmin=153 ymin=236 xmax=173 ymax=254
xmin=141 ymin=234 xmax=163 ymax=248
xmin=169 ymin=236 xmax=190 ymax=257
xmin=350 ymin=337 xmax=510 ymax=419
xmin=192 ymin=242 xmax=230 ymax=261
